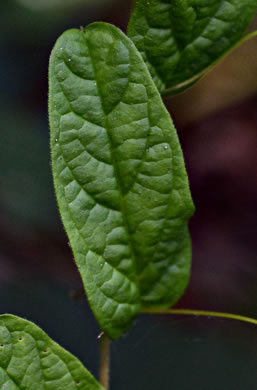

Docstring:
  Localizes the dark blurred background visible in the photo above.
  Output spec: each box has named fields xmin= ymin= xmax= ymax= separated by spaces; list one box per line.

xmin=0 ymin=1 xmax=257 ymax=388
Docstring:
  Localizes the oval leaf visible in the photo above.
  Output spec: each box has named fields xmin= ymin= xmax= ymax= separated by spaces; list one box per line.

xmin=49 ymin=23 xmax=194 ymax=339
xmin=127 ymin=0 xmax=257 ymax=94
xmin=0 ymin=314 xmax=104 ymax=390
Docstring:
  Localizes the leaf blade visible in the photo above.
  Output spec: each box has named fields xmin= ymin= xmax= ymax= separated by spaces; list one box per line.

xmin=127 ymin=0 xmax=257 ymax=94
xmin=0 ymin=314 xmax=104 ymax=390
xmin=49 ymin=23 xmax=194 ymax=339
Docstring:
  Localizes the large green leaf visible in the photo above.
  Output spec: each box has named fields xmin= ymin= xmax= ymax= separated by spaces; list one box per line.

xmin=0 ymin=314 xmax=104 ymax=390
xmin=127 ymin=0 xmax=257 ymax=94
xmin=49 ymin=22 xmax=194 ymax=339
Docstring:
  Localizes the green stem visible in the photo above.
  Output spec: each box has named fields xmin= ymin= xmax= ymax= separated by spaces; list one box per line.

xmin=142 ymin=308 xmax=257 ymax=325
xmin=99 ymin=333 xmax=110 ymax=389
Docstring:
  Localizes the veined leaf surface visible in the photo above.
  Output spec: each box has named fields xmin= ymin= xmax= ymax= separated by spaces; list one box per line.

xmin=0 ymin=314 xmax=104 ymax=390
xmin=128 ymin=0 xmax=257 ymax=94
xmin=49 ymin=23 xmax=194 ymax=339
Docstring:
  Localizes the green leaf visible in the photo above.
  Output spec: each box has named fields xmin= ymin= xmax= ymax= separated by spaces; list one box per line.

xmin=127 ymin=0 xmax=257 ymax=94
xmin=0 ymin=314 xmax=104 ymax=390
xmin=49 ymin=22 xmax=194 ymax=339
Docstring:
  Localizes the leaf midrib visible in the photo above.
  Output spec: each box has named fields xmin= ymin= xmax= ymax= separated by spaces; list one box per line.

xmin=141 ymin=0 xmax=232 ymax=86
xmin=84 ymin=29 xmax=179 ymax=290
xmin=52 ymin=62 xmax=141 ymax=297
xmin=82 ymin=30 xmax=140 ymax=285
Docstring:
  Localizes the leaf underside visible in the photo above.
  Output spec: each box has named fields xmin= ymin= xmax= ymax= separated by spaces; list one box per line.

xmin=0 ymin=315 xmax=104 ymax=390
xmin=127 ymin=0 xmax=257 ymax=94
xmin=49 ymin=23 xmax=194 ymax=339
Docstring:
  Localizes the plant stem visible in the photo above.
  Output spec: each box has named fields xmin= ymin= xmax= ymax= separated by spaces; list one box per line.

xmin=142 ymin=308 xmax=257 ymax=326
xmin=99 ymin=333 xmax=110 ymax=389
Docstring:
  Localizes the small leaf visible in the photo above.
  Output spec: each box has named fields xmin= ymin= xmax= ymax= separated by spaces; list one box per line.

xmin=0 ymin=314 xmax=104 ymax=390
xmin=127 ymin=0 xmax=257 ymax=94
xmin=49 ymin=23 xmax=194 ymax=339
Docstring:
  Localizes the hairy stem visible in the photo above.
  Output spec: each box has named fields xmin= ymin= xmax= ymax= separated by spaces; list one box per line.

xmin=142 ymin=308 xmax=257 ymax=325
xmin=99 ymin=333 xmax=110 ymax=389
